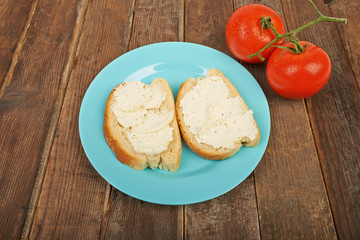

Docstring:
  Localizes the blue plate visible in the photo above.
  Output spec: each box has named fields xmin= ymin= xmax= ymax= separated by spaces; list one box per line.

xmin=79 ymin=42 xmax=270 ymax=205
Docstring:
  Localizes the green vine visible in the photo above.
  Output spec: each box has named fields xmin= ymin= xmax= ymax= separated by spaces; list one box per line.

xmin=248 ymin=0 xmax=347 ymax=61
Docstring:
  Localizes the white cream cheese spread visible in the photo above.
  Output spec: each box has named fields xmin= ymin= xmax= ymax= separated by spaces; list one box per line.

xmin=111 ymin=81 xmax=174 ymax=156
xmin=180 ymin=76 xmax=257 ymax=149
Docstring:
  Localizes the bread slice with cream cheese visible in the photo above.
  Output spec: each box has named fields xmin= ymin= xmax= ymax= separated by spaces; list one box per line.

xmin=176 ymin=68 xmax=260 ymax=160
xmin=103 ymin=78 xmax=181 ymax=172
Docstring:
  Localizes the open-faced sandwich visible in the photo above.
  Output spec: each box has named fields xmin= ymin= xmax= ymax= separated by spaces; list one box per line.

xmin=176 ymin=68 xmax=260 ymax=160
xmin=103 ymin=78 xmax=181 ymax=172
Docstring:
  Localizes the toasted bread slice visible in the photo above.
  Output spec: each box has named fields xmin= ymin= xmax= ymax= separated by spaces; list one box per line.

xmin=176 ymin=68 xmax=260 ymax=160
xmin=103 ymin=78 xmax=181 ymax=172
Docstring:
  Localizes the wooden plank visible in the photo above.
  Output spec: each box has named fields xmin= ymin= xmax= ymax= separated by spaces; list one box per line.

xmin=326 ymin=0 xmax=360 ymax=87
xmin=99 ymin=0 xmax=184 ymax=238
xmin=280 ymin=0 xmax=360 ymax=239
xmin=185 ymin=0 xmax=231 ymax=55
xmin=28 ymin=0 xmax=134 ymax=239
xmin=0 ymin=0 xmax=35 ymax=85
xmin=0 ymin=0 xmax=85 ymax=239
xmin=100 ymin=189 xmax=183 ymax=239
xmin=185 ymin=176 xmax=260 ymax=239
xmin=184 ymin=0 xmax=260 ymax=239
xmin=129 ymin=0 xmax=184 ymax=49
xmin=231 ymin=0 xmax=338 ymax=239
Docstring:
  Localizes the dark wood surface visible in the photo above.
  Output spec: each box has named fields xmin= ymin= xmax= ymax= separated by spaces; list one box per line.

xmin=0 ymin=0 xmax=359 ymax=239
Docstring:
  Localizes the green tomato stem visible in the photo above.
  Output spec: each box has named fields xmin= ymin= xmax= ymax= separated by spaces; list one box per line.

xmin=308 ymin=0 xmax=324 ymax=17
xmin=248 ymin=0 xmax=347 ymax=60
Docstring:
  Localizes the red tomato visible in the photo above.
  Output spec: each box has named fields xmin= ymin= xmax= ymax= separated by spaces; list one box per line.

xmin=226 ymin=4 xmax=286 ymax=63
xmin=266 ymin=41 xmax=331 ymax=99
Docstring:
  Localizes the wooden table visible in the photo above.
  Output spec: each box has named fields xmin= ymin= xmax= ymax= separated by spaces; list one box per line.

xmin=1 ymin=0 xmax=359 ymax=239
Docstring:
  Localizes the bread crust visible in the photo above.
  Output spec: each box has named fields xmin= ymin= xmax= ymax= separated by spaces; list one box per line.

xmin=176 ymin=68 xmax=260 ymax=160
xmin=103 ymin=79 xmax=181 ymax=172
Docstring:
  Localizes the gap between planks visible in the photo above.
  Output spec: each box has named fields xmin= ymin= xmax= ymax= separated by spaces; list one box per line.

xmin=20 ymin=0 xmax=90 ymax=239
xmin=98 ymin=183 xmax=113 ymax=239
xmin=326 ymin=5 xmax=360 ymax=92
xmin=0 ymin=0 xmax=39 ymax=99
xmin=323 ymin=0 xmax=333 ymax=4
xmin=181 ymin=1 xmax=185 ymax=239
xmin=303 ymin=98 xmax=340 ymax=239
xmin=180 ymin=0 xmax=185 ymax=43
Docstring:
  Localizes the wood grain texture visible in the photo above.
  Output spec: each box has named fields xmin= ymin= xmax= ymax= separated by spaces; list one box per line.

xmin=29 ymin=0 xmax=135 ymax=239
xmin=100 ymin=189 xmax=183 ymax=240
xmin=184 ymin=0 xmax=260 ymax=239
xmin=327 ymin=0 xmax=360 ymax=87
xmin=233 ymin=0 xmax=337 ymax=239
xmin=253 ymin=94 xmax=337 ymax=240
xmin=185 ymin=176 xmax=260 ymax=240
xmin=98 ymin=0 xmax=184 ymax=239
xmin=185 ymin=0 xmax=232 ymax=55
xmin=129 ymin=0 xmax=184 ymax=49
xmin=0 ymin=0 xmax=84 ymax=238
xmin=280 ymin=0 xmax=360 ymax=239
xmin=0 ymin=0 xmax=35 ymax=85
xmin=0 ymin=0 xmax=357 ymax=238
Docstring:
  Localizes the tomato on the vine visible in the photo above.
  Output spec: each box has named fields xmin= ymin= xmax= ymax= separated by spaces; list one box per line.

xmin=266 ymin=41 xmax=331 ymax=99
xmin=226 ymin=4 xmax=286 ymax=63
